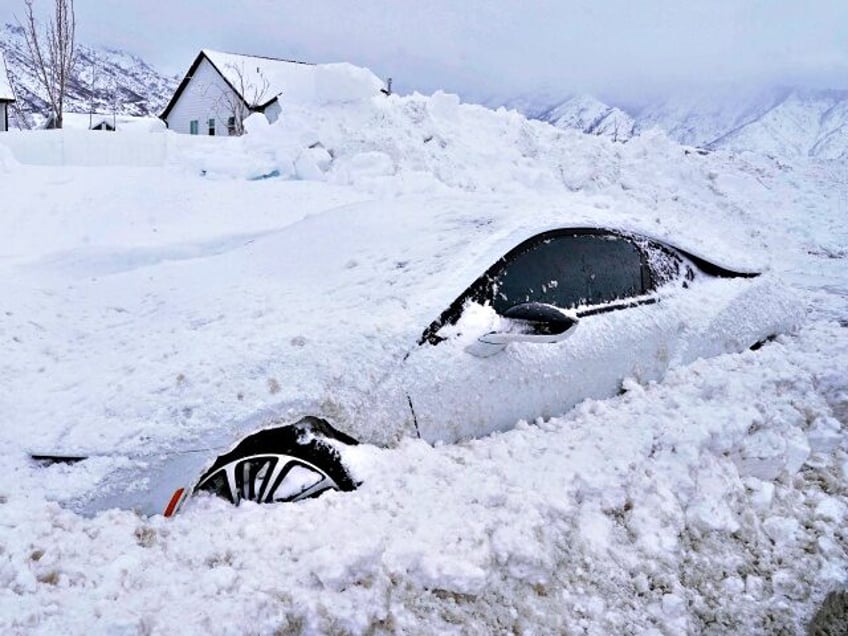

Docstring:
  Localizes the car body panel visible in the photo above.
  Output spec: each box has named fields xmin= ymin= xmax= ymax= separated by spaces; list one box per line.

xmin=403 ymin=297 xmax=678 ymax=443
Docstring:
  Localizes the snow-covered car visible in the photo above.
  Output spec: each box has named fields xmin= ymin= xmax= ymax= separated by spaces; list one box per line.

xmin=31 ymin=198 xmax=800 ymax=517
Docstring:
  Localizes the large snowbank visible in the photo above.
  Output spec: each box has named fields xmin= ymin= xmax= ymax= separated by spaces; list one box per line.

xmin=0 ymin=86 xmax=846 ymax=634
xmin=190 ymin=89 xmax=845 ymax=274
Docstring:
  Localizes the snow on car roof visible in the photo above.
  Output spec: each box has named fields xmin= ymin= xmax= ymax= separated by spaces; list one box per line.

xmin=246 ymin=193 xmax=761 ymax=311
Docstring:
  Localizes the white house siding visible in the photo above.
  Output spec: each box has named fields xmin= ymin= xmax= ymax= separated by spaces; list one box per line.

xmin=165 ymin=58 xmax=241 ymax=136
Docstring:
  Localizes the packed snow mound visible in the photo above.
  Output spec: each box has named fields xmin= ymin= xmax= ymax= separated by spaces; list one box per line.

xmin=185 ymin=88 xmax=814 ymax=269
xmin=312 ymin=62 xmax=386 ymax=102
xmin=1 ymin=323 xmax=846 ymax=634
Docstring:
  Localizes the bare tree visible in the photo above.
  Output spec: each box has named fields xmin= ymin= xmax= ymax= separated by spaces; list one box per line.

xmin=219 ymin=62 xmax=271 ymax=136
xmin=18 ymin=0 xmax=76 ymax=129
xmin=5 ymin=71 xmax=31 ymax=129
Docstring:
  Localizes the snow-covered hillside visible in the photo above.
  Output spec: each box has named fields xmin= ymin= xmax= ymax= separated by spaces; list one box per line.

xmin=0 ymin=76 xmax=846 ymax=634
xmin=508 ymin=86 xmax=848 ymax=160
xmin=538 ymin=94 xmax=635 ymax=142
xmin=634 ymin=85 xmax=792 ymax=148
xmin=709 ymin=89 xmax=848 ymax=161
xmin=0 ymin=23 xmax=177 ymax=128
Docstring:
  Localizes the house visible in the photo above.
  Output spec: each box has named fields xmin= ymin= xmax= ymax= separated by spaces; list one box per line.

xmin=44 ymin=112 xmax=115 ymax=131
xmin=43 ymin=112 xmax=167 ymax=132
xmin=0 ymin=52 xmax=15 ymax=132
xmin=160 ymin=49 xmax=384 ymax=135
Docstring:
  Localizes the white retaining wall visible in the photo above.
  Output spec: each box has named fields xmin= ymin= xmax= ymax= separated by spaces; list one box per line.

xmin=0 ymin=129 xmax=238 ymax=167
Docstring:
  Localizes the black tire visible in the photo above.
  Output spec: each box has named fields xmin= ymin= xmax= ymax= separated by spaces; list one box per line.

xmin=194 ymin=416 xmax=359 ymax=505
xmin=808 ymin=590 xmax=848 ymax=635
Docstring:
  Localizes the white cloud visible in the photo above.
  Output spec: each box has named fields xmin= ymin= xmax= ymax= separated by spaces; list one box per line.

xmin=36 ymin=0 xmax=848 ymax=102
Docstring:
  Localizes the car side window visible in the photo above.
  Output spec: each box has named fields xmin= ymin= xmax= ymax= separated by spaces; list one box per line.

xmin=487 ymin=233 xmax=649 ymax=313
xmin=421 ymin=229 xmax=672 ymax=345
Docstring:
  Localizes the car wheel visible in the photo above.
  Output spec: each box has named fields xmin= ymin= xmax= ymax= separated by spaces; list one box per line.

xmin=193 ymin=416 xmax=359 ymax=505
xmin=808 ymin=589 xmax=848 ymax=635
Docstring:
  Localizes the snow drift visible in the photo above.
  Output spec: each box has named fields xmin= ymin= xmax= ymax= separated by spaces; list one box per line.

xmin=0 ymin=78 xmax=846 ymax=634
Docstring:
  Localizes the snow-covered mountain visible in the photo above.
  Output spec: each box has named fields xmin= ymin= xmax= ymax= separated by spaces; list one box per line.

xmin=505 ymin=86 xmax=848 ymax=161
xmin=632 ymin=85 xmax=792 ymax=148
xmin=706 ymin=89 xmax=848 ymax=161
xmin=538 ymin=94 xmax=636 ymax=142
xmin=0 ymin=23 xmax=177 ymax=128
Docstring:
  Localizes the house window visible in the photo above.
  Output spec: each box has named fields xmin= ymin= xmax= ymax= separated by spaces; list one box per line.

xmin=208 ymin=118 xmax=216 ymax=136
xmin=227 ymin=116 xmax=236 ymax=135
xmin=189 ymin=120 xmax=198 ymax=135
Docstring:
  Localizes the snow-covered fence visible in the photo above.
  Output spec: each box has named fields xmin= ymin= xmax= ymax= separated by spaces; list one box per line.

xmin=0 ymin=130 xmax=238 ymax=167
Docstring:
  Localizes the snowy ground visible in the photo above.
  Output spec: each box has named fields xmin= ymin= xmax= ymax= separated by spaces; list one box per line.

xmin=0 ymin=89 xmax=846 ymax=634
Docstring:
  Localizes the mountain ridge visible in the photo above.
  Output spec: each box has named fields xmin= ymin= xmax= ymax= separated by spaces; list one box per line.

xmin=537 ymin=95 xmax=636 ymax=142
xmin=503 ymin=85 xmax=848 ymax=160
xmin=0 ymin=23 xmax=177 ymax=128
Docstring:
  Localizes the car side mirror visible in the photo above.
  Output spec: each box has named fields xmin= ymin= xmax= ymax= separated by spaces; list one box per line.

xmin=466 ymin=302 xmax=578 ymax=357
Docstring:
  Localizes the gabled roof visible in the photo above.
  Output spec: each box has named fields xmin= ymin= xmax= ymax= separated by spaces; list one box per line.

xmin=160 ymin=49 xmax=385 ymax=121
xmin=203 ymin=49 xmax=316 ymax=108
xmin=160 ymin=49 xmax=314 ymax=120
xmin=0 ymin=51 xmax=15 ymax=102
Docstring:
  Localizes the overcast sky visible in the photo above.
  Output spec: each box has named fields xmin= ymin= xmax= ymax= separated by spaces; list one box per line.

xmin=5 ymin=0 xmax=848 ymax=105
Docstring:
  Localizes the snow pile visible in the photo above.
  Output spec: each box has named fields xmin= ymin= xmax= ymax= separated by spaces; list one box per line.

xmin=204 ymin=49 xmax=384 ymax=107
xmin=186 ymin=88 xmax=842 ymax=277
xmin=1 ymin=324 xmax=845 ymax=634
xmin=0 ymin=84 xmax=846 ymax=634
xmin=312 ymin=62 xmax=387 ymax=103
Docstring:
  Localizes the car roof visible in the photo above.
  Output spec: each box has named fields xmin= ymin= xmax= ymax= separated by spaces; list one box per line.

xmin=236 ymin=194 xmax=762 ymax=319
